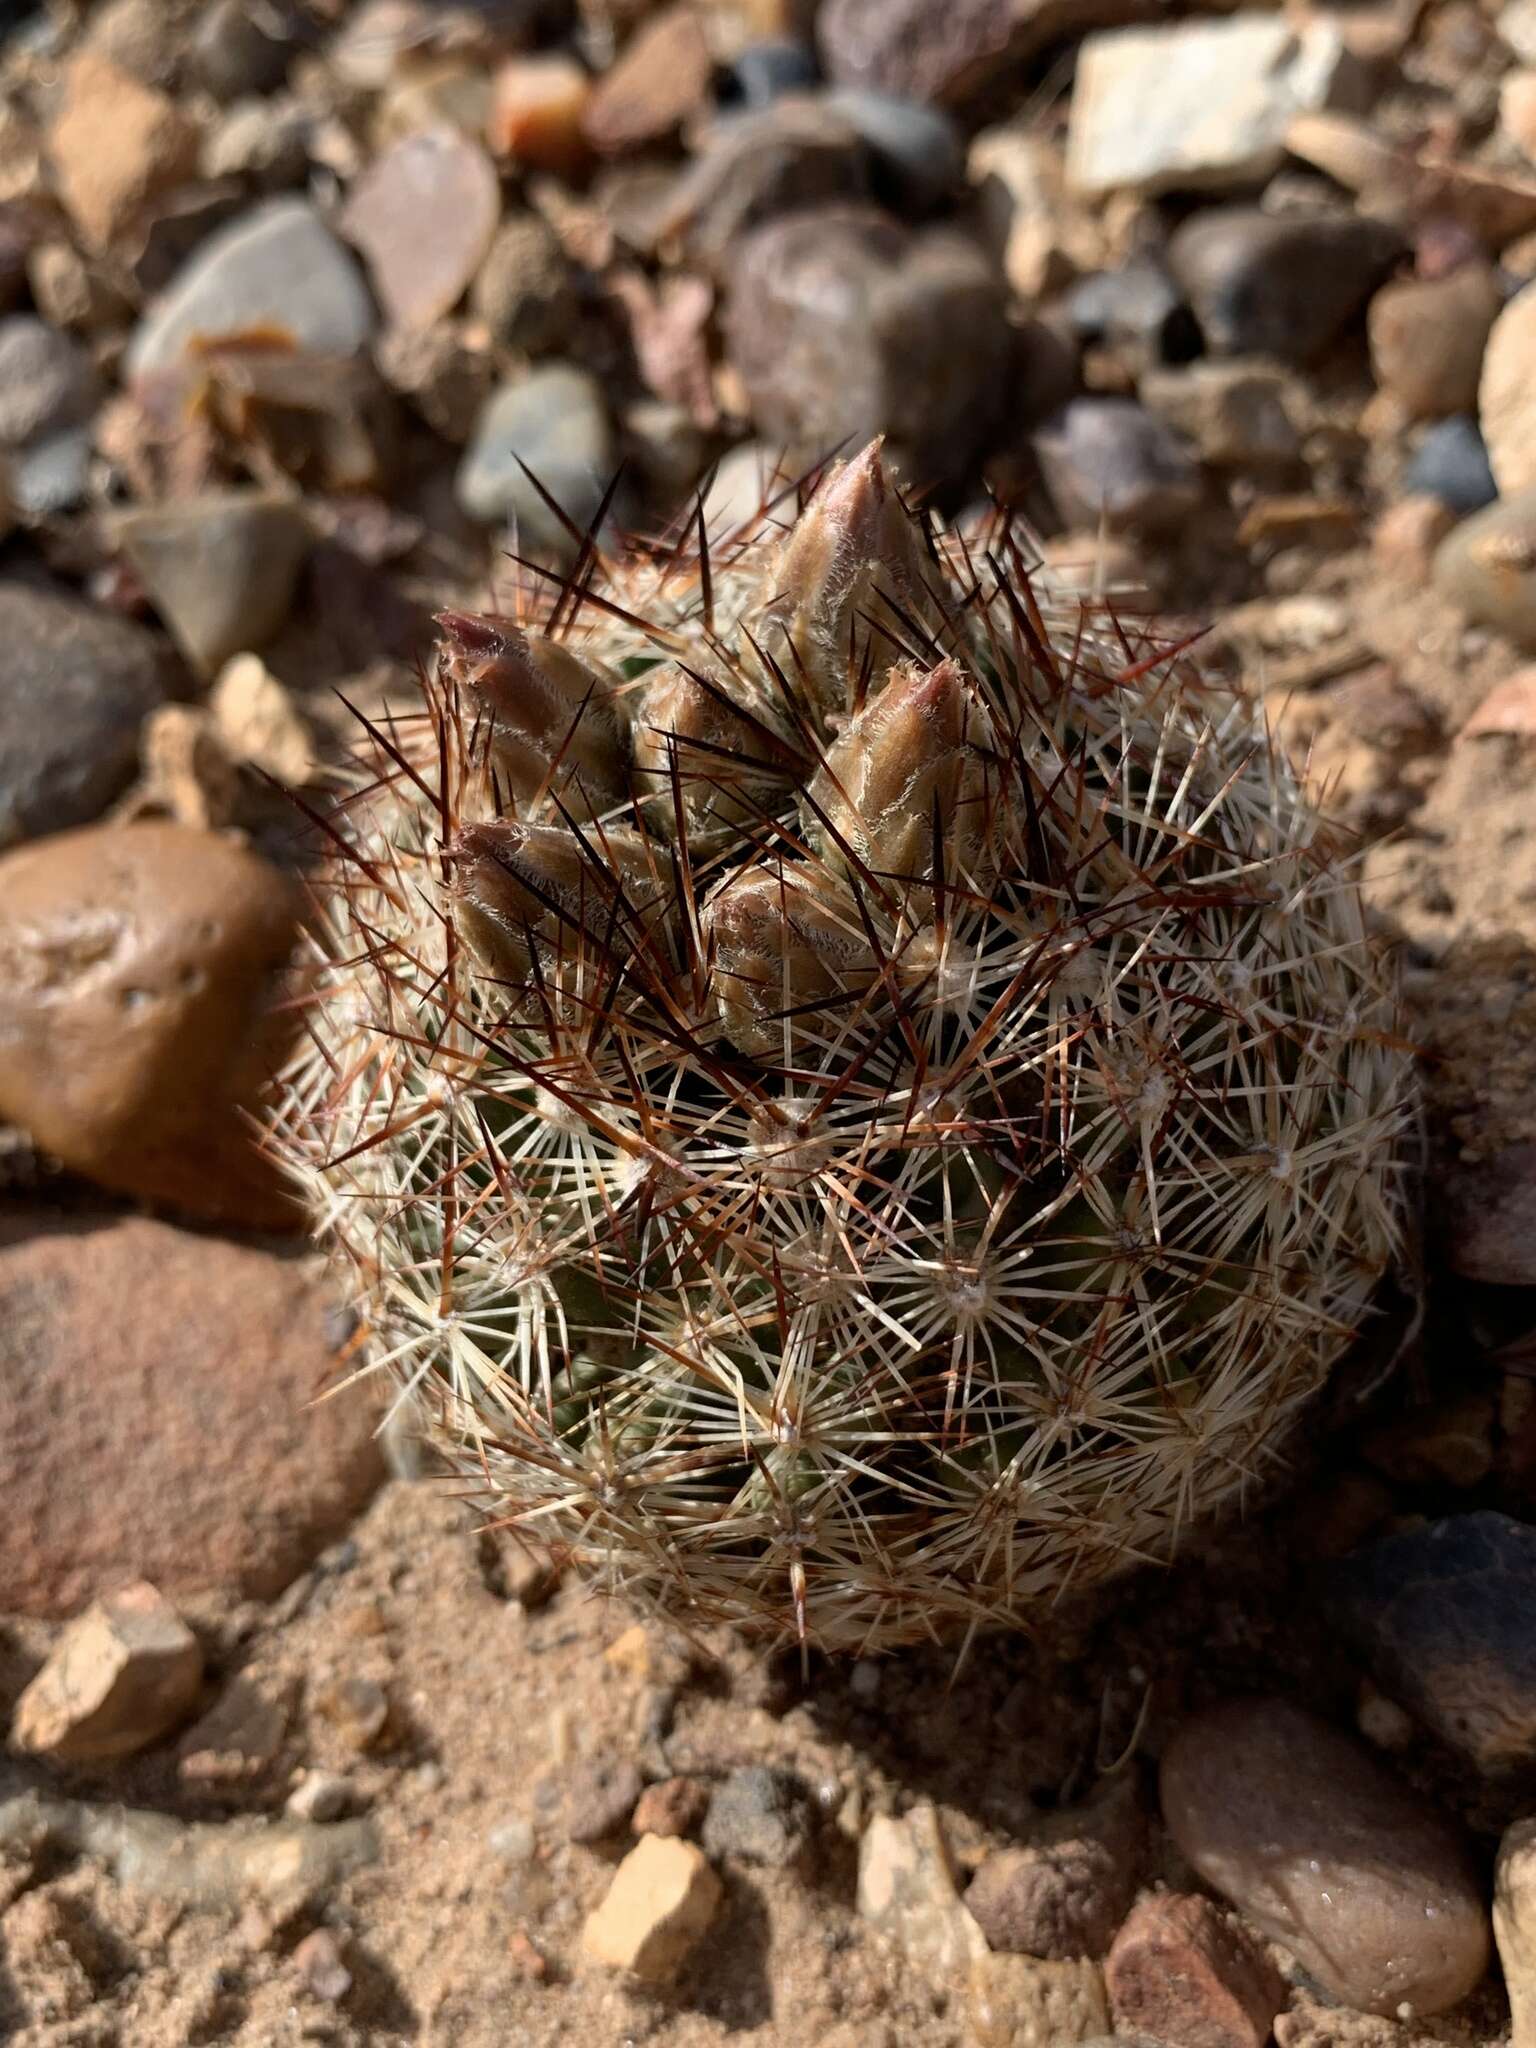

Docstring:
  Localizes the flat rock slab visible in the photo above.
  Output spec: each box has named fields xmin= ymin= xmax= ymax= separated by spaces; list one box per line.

xmin=1068 ymin=14 xmax=1363 ymax=197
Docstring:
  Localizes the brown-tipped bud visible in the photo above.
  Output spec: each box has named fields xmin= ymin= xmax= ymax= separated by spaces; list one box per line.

xmin=439 ymin=611 xmax=630 ymax=824
xmin=451 ymin=819 xmax=667 ymax=994
xmin=739 ymin=442 xmax=947 ymax=728
xmin=809 ymin=658 xmax=999 ymax=901
xmin=703 ymin=864 xmax=873 ymax=1060
xmin=632 ymin=661 xmax=805 ymax=834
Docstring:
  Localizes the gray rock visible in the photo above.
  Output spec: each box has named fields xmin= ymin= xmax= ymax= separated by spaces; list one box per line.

xmin=720 ymin=40 xmax=821 ymax=110
xmin=702 ymin=1765 xmax=814 ymax=1868
xmin=0 ymin=316 xmax=97 ymax=448
xmin=1440 ymin=1142 xmax=1536 ymax=1280
xmin=9 ymin=423 xmax=92 ymax=517
xmin=1034 ymin=397 xmax=1201 ymax=535
xmin=663 ymin=99 xmax=872 ymax=279
xmin=1332 ymin=1511 xmax=1536 ymax=1783
xmin=126 ymin=198 xmax=376 ymax=382
xmin=0 ymin=579 xmax=167 ymax=848
xmin=112 ymin=491 xmax=312 ymax=675
xmin=456 ymin=364 xmax=614 ymax=555
xmin=817 ymin=0 xmax=1156 ymax=109
xmin=858 ymin=1803 xmax=989 ymax=1976
xmin=470 ymin=213 xmax=577 ymax=357
xmin=1434 ymin=485 xmax=1536 ymax=648
xmin=1405 ymin=414 xmax=1498 ymax=515
xmin=822 ymin=87 xmax=963 ymax=212
xmin=1067 ymin=15 xmax=1366 ymax=198
xmin=1139 ymin=360 xmax=1301 ymax=469
xmin=190 ymin=0 xmax=300 ymax=100
xmin=557 ymin=1757 xmax=644 ymax=1844
xmin=723 ymin=205 xmax=1011 ymax=491
xmin=1064 ymin=256 xmax=1200 ymax=377
xmin=1161 ymin=1698 xmax=1490 ymax=2017
xmin=1169 ymin=206 xmax=1405 ymax=364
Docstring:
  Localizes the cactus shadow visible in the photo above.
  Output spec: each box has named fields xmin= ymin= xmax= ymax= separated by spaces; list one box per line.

xmin=673 ymin=1868 xmax=772 ymax=2031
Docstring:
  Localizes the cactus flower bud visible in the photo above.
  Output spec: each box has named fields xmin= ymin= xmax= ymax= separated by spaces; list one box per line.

xmin=439 ymin=610 xmax=629 ymax=823
xmin=809 ymin=657 xmax=1000 ymax=900
xmin=741 ymin=442 xmax=947 ymax=724
xmin=704 ymin=863 xmax=873 ymax=1059
xmin=633 ymin=661 xmax=806 ymax=833
xmin=451 ymin=819 xmax=666 ymax=992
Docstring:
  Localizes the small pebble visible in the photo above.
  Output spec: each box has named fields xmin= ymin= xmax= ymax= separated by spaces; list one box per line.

xmin=11 ymin=1581 xmax=203 ymax=1763
xmin=1034 ymin=397 xmax=1201 ymax=536
xmin=293 ymin=1929 xmax=352 ymax=2004
xmin=702 ymin=1764 xmax=814 ymax=1869
xmin=633 ymin=1776 xmax=709 ymax=1840
xmin=286 ymin=1772 xmax=353 ymax=1824
xmin=314 ymin=1676 xmax=391 ymax=1754
xmin=1435 ymin=486 xmax=1536 ymax=650
xmin=718 ymin=40 xmax=820 ymax=109
xmin=558 ymin=1756 xmax=644 ymax=1844
xmin=1404 ymin=414 xmax=1498 ymax=514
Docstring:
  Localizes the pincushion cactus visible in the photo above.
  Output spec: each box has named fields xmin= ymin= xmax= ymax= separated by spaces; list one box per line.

xmin=278 ymin=443 xmax=1413 ymax=1654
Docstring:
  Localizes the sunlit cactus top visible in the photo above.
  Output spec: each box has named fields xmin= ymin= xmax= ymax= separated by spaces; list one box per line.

xmin=279 ymin=442 xmax=1414 ymax=1655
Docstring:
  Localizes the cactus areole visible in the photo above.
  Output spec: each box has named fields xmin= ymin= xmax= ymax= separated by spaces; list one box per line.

xmin=280 ymin=444 xmax=1414 ymax=1654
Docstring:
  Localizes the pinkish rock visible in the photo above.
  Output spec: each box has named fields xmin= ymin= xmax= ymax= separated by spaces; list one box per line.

xmin=0 ymin=1210 xmax=383 ymax=1617
xmin=1105 ymin=1892 xmax=1284 ymax=2048
xmin=1369 ymin=262 xmax=1502 ymax=420
xmin=817 ymin=0 xmax=1154 ymax=108
xmin=582 ymin=7 xmax=714 ymax=155
xmin=340 ymin=128 xmax=500 ymax=332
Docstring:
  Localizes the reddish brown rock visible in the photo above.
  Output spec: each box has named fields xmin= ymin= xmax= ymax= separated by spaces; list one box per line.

xmin=339 ymin=129 xmax=501 ymax=333
xmin=633 ymin=1776 xmax=710 ymax=1839
xmin=488 ymin=56 xmax=593 ymax=177
xmin=1106 ymin=1892 xmax=1284 ymax=2048
xmin=0 ymin=822 xmax=301 ymax=1229
xmin=0 ymin=1209 xmax=384 ymax=1617
xmin=963 ymin=1781 xmax=1142 ymax=1960
xmin=46 ymin=50 xmax=198 ymax=250
xmin=582 ymin=7 xmax=713 ymax=155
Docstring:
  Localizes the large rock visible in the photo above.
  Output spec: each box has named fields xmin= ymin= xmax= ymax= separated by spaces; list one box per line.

xmin=1168 ymin=206 xmax=1404 ymax=364
xmin=723 ymin=205 xmax=1010 ymax=491
xmin=817 ymin=0 xmax=1155 ymax=108
xmin=1067 ymin=15 xmax=1365 ymax=198
xmin=661 ymin=100 xmax=873 ymax=279
xmin=1479 ymin=283 xmax=1536 ymax=496
xmin=0 ymin=1210 xmax=384 ymax=1616
xmin=1161 ymin=1698 xmax=1490 ymax=2016
xmin=110 ymin=491 xmax=311 ymax=676
xmin=1332 ymin=1512 xmax=1536 ymax=1783
xmin=1105 ymin=1892 xmax=1283 ymax=2048
xmin=1434 ymin=486 xmax=1536 ymax=651
xmin=0 ymin=822 xmax=301 ymax=1228
xmin=126 ymin=199 xmax=376 ymax=382
xmin=0 ymin=580 xmax=167 ymax=849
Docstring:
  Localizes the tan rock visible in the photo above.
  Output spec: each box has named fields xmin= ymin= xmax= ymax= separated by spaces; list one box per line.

xmin=1495 ymin=1816 xmax=1536 ymax=2048
xmin=11 ymin=1581 xmax=202 ymax=1762
xmin=857 ymin=1803 xmax=988 ymax=1978
xmin=968 ymin=1952 xmax=1110 ymax=2047
xmin=209 ymin=654 xmax=317 ymax=787
xmin=0 ymin=1211 xmax=384 ymax=1617
xmin=0 ymin=822 xmax=301 ymax=1229
xmin=1368 ymin=263 xmax=1501 ymax=420
xmin=1372 ymin=495 xmax=1457 ymax=580
xmin=1461 ymin=666 xmax=1536 ymax=738
xmin=581 ymin=1834 xmax=722 ymax=1984
xmin=177 ymin=1674 xmax=293 ymax=1791
xmin=1106 ymin=1892 xmax=1284 ymax=2048
xmin=1504 ymin=71 xmax=1536 ymax=165
xmin=969 ymin=126 xmax=1104 ymax=300
xmin=46 ymin=51 xmax=198 ymax=250
xmin=1480 ymin=287 xmax=1536 ymax=496
xmin=583 ymin=5 xmax=712 ymax=154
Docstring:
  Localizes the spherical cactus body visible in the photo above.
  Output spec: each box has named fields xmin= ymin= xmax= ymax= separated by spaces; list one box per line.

xmin=279 ymin=444 xmax=1414 ymax=1654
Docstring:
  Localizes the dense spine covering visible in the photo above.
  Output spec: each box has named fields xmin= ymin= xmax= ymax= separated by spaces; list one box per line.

xmin=277 ymin=442 xmax=1414 ymax=1654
